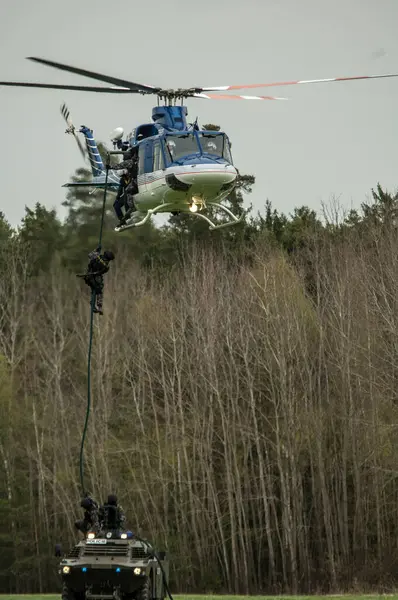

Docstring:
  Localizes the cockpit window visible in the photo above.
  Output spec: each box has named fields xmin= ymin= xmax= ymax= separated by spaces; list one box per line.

xmin=199 ymin=134 xmax=223 ymax=156
xmin=165 ymin=134 xmax=199 ymax=160
xmin=163 ymin=132 xmax=233 ymax=164
xmin=223 ymin=137 xmax=233 ymax=164
xmin=198 ymin=133 xmax=233 ymax=163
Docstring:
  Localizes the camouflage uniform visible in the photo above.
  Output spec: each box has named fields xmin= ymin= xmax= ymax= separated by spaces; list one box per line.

xmin=78 ymin=247 xmax=115 ymax=315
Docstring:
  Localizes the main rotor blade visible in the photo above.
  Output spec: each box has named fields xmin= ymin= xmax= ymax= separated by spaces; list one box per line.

xmin=27 ymin=57 xmax=159 ymax=93
xmin=201 ymin=72 xmax=398 ymax=92
xmin=194 ymin=93 xmax=288 ymax=100
xmin=0 ymin=81 xmax=134 ymax=93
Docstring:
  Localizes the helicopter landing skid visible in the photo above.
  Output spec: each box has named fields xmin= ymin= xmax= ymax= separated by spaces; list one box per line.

xmin=114 ymin=202 xmax=244 ymax=233
xmin=114 ymin=203 xmax=176 ymax=232
xmin=192 ymin=202 xmax=245 ymax=230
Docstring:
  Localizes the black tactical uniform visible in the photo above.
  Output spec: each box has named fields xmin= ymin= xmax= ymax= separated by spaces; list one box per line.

xmin=78 ymin=247 xmax=115 ymax=315
xmin=111 ymin=147 xmax=139 ymax=224
xmin=75 ymin=496 xmax=100 ymax=534
xmin=99 ymin=494 xmax=126 ymax=530
xmin=113 ymin=171 xmax=131 ymax=223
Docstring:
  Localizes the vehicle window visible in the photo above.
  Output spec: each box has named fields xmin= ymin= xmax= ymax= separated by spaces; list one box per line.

xmin=153 ymin=142 xmax=164 ymax=171
xmin=165 ymin=134 xmax=199 ymax=160
xmin=199 ymin=133 xmax=224 ymax=157
xmin=138 ymin=145 xmax=146 ymax=175
xmin=153 ymin=142 xmax=159 ymax=171
xmin=223 ymin=137 xmax=233 ymax=164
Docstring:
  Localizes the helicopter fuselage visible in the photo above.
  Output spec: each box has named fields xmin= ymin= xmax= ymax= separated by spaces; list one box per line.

xmin=134 ymin=160 xmax=237 ymax=214
xmin=64 ymin=127 xmax=238 ymax=216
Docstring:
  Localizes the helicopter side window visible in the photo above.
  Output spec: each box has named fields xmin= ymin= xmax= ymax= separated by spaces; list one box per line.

xmin=153 ymin=142 xmax=164 ymax=171
xmin=138 ymin=145 xmax=146 ymax=175
xmin=223 ymin=137 xmax=233 ymax=164
xmin=163 ymin=140 xmax=174 ymax=164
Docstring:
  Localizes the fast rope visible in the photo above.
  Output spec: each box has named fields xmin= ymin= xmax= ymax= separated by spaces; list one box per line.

xmin=79 ymin=162 xmax=110 ymax=496
xmin=134 ymin=534 xmax=174 ymax=600
xmin=75 ymin=157 xmax=173 ymax=599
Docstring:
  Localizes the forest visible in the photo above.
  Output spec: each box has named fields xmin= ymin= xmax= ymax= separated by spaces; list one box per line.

xmin=1 ymin=133 xmax=398 ymax=595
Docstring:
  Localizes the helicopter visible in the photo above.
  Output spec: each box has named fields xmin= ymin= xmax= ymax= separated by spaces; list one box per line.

xmin=2 ymin=57 xmax=398 ymax=232
xmin=59 ymin=102 xmax=241 ymax=232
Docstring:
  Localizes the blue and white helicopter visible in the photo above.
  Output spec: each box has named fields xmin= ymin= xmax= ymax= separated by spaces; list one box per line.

xmin=3 ymin=57 xmax=398 ymax=232
xmin=59 ymin=103 xmax=241 ymax=232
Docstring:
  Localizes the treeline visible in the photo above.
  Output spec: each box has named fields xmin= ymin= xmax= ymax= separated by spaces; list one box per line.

xmin=1 ymin=148 xmax=398 ymax=594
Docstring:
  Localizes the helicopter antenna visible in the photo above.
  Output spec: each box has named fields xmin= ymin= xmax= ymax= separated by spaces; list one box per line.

xmin=188 ymin=117 xmax=199 ymax=131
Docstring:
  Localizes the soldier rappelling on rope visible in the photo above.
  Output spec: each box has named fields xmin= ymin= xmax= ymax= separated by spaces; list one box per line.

xmin=77 ymin=247 xmax=115 ymax=315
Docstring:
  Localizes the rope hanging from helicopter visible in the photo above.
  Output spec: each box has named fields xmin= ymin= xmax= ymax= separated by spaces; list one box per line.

xmin=78 ymin=162 xmax=110 ymax=497
xmin=77 ymin=156 xmax=175 ymax=600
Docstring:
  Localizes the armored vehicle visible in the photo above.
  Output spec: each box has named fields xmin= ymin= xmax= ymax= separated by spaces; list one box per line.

xmin=57 ymin=529 xmax=169 ymax=600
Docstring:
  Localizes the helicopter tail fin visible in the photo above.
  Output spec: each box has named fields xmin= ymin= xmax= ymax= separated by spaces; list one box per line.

xmin=79 ymin=126 xmax=105 ymax=177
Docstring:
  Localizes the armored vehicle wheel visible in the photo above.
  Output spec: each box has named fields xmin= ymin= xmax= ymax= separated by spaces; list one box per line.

xmin=134 ymin=576 xmax=152 ymax=600
xmin=62 ymin=582 xmax=85 ymax=600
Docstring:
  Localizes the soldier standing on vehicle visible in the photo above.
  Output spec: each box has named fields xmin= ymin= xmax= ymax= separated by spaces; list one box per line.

xmin=99 ymin=494 xmax=126 ymax=530
xmin=75 ymin=495 xmax=100 ymax=534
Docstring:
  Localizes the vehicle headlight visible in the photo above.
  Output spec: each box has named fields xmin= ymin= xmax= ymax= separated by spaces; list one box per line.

xmin=134 ymin=568 xmax=141 ymax=575
xmin=87 ymin=532 xmax=95 ymax=540
xmin=120 ymin=533 xmax=127 ymax=540
xmin=63 ymin=566 xmax=71 ymax=574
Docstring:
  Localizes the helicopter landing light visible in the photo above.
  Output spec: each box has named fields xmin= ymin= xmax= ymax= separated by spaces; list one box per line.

xmin=190 ymin=195 xmax=205 ymax=212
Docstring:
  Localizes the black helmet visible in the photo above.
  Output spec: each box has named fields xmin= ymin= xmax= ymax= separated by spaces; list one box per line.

xmin=107 ymin=494 xmax=118 ymax=506
xmin=103 ymin=250 xmax=115 ymax=261
xmin=81 ymin=497 xmax=93 ymax=510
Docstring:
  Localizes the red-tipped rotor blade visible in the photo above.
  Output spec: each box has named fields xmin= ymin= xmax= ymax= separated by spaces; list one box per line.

xmin=201 ymin=72 xmax=398 ymax=92
xmin=194 ymin=93 xmax=288 ymax=100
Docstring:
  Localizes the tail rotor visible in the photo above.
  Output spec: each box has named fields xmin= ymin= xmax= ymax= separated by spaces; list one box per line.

xmin=60 ymin=102 xmax=87 ymax=162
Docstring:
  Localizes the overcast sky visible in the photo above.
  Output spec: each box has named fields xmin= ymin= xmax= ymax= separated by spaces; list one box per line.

xmin=1 ymin=0 xmax=398 ymax=228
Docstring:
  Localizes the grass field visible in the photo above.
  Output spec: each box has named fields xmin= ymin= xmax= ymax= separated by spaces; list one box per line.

xmin=1 ymin=596 xmax=398 ymax=600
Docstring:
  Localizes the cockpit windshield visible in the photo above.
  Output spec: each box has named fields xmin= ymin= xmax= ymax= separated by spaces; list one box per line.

xmin=163 ymin=132 xmax=233 ymax=164
xmin=198 ymin=133 xmax=233 ymax=163
xmin=164 ymin=134 xmax=199 ymax=161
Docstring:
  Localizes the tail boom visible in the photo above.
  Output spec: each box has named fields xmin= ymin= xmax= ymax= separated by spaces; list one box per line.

xmin=79 ymin=125 xmax=105 ymax=176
